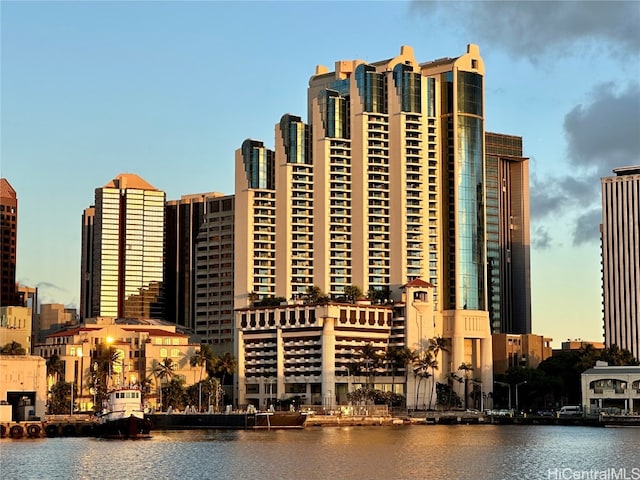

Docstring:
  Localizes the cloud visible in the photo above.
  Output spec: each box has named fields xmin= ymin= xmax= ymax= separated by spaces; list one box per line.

xmin=530 ymin=82 xmax=640 ymax=246
xmin=36 ymin=281 xmax=67 ymax=292
xmin=532 ymin=225 xmax=552 ymax=250
xmin=411 ymin=1 xmax=640 ymax=61
xmin=564 ymin=82 xmax=640 ymax=175
xmin=573 ymin=207 xmax=602 ymax=246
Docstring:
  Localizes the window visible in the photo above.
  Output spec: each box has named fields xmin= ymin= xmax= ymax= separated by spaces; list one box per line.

xmin=171 ymin=348 xmax=180 ymax=358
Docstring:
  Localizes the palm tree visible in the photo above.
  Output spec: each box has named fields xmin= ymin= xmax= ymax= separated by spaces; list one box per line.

xmin=360 ymin=342 xmax=380 ymax=393
xmin=427 ymin=337 xmax=448 ymax=410
xmin=458 ymin=362 xmax=474 ymax=409
xmin=190 ymin=344 xmax=217 ymax=411
xmin=413 ymin=352 xmax=437 ymax=410
xmin=1 ymin=341 xmax=26 ymax=355
xmin=384 ymin=346 xmax=401 ymax=394
xmin=46 ymin=354 xmax=65 ymax=383
xmin=214 ymin=352 xmax=237 ymax=395
xmin=154 ymin=358 xmax=176 ymax=411
xmin=445 ymin=372 xmax=463 ymax=409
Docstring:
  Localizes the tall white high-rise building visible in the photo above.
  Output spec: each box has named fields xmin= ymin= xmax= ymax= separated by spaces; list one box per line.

xmin=601 ymin=166 xmax=640 ymax=361
xmin=234 ymin=45 xmax=494 ymax=408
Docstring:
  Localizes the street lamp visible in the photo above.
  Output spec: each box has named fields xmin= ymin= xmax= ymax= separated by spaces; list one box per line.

xmin=71 ymin=349 xmax=83 ymax=415
xmin=494 ymin=381 xmax=512 ymax=410
xmin=516 ymin=381 xmax=527 ymax=414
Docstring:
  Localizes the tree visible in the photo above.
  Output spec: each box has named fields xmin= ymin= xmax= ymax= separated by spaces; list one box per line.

xmin=154 ymin=358 xmax=176 ymax=411
xmin=163 ymin=377 xmax=187 ymax=411
xmin=413 ymin=352 xmax=436 ymax=410
xmin=46 ymin=354 xmax=65 ymax=383
xmin=190 ymin=344 xmax=217 ymax=411
xmin=1 ymin=341 xmax=26 ymax=355
xmin=214 ymin=352 xmax=237 ymax=392
xmin=49 ymin=381 xmax=75 ymax=414
xmin=344 ymin=285 xmax=362 ymax=303
xmin=368 ymin=286 xmax=391 ymax=305
xmin=427 ymin=337 xmax=449 ymax=410
xmin=254 ymin=296 xmax=287 ymax=307
xmin=360 ymin=342 xmax=381 ymax=393
xmin=248 ymin=291 xmax=259 ymax=307
xmin=458 ymin=363 xmax=474 ymax=409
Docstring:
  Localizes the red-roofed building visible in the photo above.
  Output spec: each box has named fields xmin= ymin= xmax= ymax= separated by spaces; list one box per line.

xmin=34 ymin=317 xmax=199 ymax=412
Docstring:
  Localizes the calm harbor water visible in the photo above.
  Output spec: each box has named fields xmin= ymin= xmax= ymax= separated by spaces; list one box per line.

xmin=1 ymin=425 xmax=639 ymax=480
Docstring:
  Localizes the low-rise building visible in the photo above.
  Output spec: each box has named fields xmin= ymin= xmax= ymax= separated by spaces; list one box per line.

xmin=0 ymin=354 xmax=47 ymax=421
xmin=236 ymin=281 xmax=493 ymax=410
xmin=492 ymin=333 xmax=553 ymax=375
xmin=33 ymin=317 xmax=200 ymax=411
xmin=581 ymin=363 xmax=640 ymax=414
xmin=0 ymin=306 xmax=33 ymax=353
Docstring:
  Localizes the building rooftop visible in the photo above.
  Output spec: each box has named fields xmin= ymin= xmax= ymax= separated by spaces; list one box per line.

xmin=612 ymin=165 xmax=640 ymax=176
xmin=103 ymin=173 xmax=158 ymax=191
xmin=582 ymin=365 xmax=640 ymax=375
xmin=0 ymin=178 xmax=17 ymax=199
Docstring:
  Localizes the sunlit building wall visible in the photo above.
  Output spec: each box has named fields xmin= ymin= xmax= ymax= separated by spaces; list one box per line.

xmin=601 ymin=166 xmax=640 ymax=361
xmin=82 ymin=174 xmax=166 ymax=321
xmin=234 ymin=45 xmax=493 ymax=406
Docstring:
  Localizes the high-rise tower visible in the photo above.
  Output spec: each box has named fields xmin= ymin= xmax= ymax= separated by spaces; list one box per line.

xmin=485 ymin=132 xmax=532 ymax=334
xmin=81 ymin=174 xmax=165 ymax=320
xmin=0 ymin=179 xmax=18 ymax=306
xmin=234 ymin=45 xmax=494 ymax=406
xmin=601 ymin=166 xmax=640 ymax=361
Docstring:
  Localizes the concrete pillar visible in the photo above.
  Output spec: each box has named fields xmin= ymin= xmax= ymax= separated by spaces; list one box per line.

xmin=480 ymin=337 xmax=493 ymax=400
xmin=236 ymin=329 xmax=245 ymax=406
xmin=321 ymin=316 xmax=336 ymax=402
xmin=276 ymin=327 xmax=284 ymax=401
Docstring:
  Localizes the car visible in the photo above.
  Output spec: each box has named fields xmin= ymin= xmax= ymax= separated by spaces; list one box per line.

xmin=537 ymin=410 xmax=554 ymax=417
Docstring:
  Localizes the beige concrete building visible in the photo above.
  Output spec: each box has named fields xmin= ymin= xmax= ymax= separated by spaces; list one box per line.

xmin=581 ymin=363 xmax=640 ymax=414
xmin=233 ymin=45 xmax=494 ymax=408
xmin=601 ymin=166 xmax=640 ymax=361
xmin=0 ymin=306 xmax=32 ymax=353
xmin=33 ymin=303 xmax=78 ymax=344
xmin=0 ymin=355 xmax=47 ymax=421
xmin=34 ymin=317 xmax=199 ymax=411
xmin=492 ymin=333 xmax=553 ymax=375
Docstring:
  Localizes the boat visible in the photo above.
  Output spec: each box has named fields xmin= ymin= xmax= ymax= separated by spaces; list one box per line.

xmin=145 ymin=409 xmax=306 ymax=430
xmin=94 ymin=387 xmax=152 ymax=439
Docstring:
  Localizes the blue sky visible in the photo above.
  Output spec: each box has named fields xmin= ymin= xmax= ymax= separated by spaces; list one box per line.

xmin=2 ymin=1 xmax=639 ymax=347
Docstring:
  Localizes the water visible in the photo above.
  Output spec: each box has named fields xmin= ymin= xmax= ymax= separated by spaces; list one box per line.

xmin=1 ymin=425 xmax=639 ymax=480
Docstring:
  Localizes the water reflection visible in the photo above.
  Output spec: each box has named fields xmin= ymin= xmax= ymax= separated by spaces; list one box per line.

xmin=2 ymin=426 xmax=639 ymax=480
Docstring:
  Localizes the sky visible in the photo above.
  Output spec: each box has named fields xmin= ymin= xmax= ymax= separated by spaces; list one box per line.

xmin=2 ymin=1 xmax=639 ymax=348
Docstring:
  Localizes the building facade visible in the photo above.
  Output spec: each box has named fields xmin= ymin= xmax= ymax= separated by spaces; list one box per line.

xmin=0 ymin=355 xmax=47 ymax=421
xmin=0 ymin=306 xmax=32 ymax=352
xmin=0 ymin=178 xmax=18 ymax=306
xmin=601 ymin=166 xmax=640 ymax=361
xmin=81 ymin=174 xmax=166 ymax=321
xmin=193 ymin=194 xmax=235 ymax=352
xmin=581 ymin=364 xmax=640 ymax=414
xmin=492 ymin=333 xmax=552 ymax=375
xmin=34 ymin=317 xmax=198 ymax=412
xmin=164 ymin=191 xmax=236 ymax=351
xmin=233 ymin=45 xmax=494 ymax=408
xmin=485 ymin=133 xmax=532 ymax=334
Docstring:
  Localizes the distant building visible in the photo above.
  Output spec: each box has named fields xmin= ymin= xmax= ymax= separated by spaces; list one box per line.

xmin=34 ymin=317 xmax=198 ymax=412
xmin=0 ymin=355 xmax=47 ymax=421
xmin=485 ymin=133 xmax=532 ymax=334
xmin=581 ymin=363 xmax=640 ymax=414
xmin=601 ymin=166 xmax=640 ymax=361
xmin=560 ymin=340 xmax=605 ymax=352
xmin=165 ymin=192 xmax=235 ymax=351
xmin=0 ymin=178 xmax=18 ymax=306
xmin=33 ymin=303 xmax=78 ymax=344
xmin=492 ymin=333 xmax=553 ymax=375
xmin=0 ymin=306 xmax=33 ymax=353
xmin=80 ymin=174 xmax=166 ymax=321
